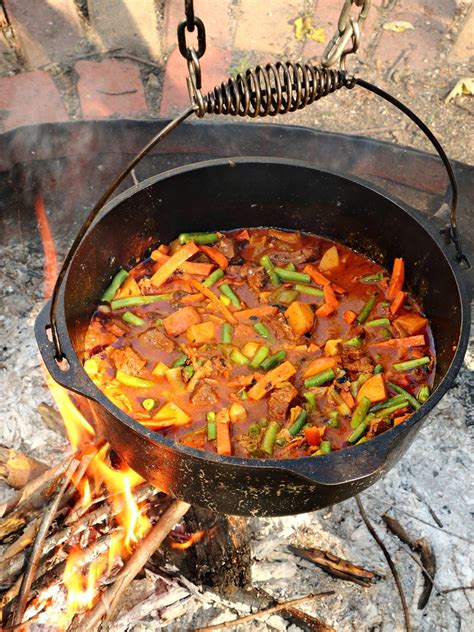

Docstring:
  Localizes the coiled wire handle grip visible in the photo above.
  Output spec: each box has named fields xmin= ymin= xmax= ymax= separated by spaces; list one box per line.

xmin=47 ymin=63 xmax=467 ymax=363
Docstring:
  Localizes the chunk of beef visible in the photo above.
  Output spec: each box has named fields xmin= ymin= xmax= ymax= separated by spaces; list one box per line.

xmin=240 ymin=262 xmax=267 ymax=293
xmin=215 ymin=237 xmax=236 ymax=260
xmin=366 ymin=417 xmax=390 ymax=439
xmin=190 ymin=380 xmax=219 ymax=406
xmin=264 ymin=312 xmax=298 ymax=341
xmin=139 ymin=328 xmax=175 ymax=352
xmin=341 ymin=346 xmax=374 ymax=375
xmin=267 ymin=384 xmax=298 ymax=421
xmin=233 ymin=323 xmax=254 ymax=339
xmin=110 ymin=346 xmax=146 ymax=375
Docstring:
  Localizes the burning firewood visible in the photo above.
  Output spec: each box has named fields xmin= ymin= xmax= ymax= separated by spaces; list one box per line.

xmin=288 ymin=544 xmax=379 ymax=587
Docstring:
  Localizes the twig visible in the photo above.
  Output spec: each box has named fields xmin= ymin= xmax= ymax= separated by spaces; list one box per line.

xmin=442 ymin=585 xmax=474 ymax=594
xmin=69 ymin=499 xmax=191 ymax=632
xmin=107 ymin=52 xmax=162 ymax=70
xmin=193 ymin=592 xmax=335 ymax=632
xmin=11 ymin=455 xmax=81 ymax=626
xmin=96 ymin=88 xmax=138 ymax=96
xmin=355 ymin=496 xmax=411 ymax=632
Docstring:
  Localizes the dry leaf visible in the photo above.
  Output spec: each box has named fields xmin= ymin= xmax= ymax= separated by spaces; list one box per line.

xmin=445 ymin=77 xmax=474 ymax=102
xmin=293 ymin=16 xmax=325 ymax=43
xmin=383 ymin=20 xmax=415 ymax=32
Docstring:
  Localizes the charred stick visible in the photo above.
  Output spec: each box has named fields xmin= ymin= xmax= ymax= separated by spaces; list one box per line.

xmin=355 ymin=496 xmax=411 ymax=632
xmin=0 ymin=445 xmax=48 ymax=489
xmin=69 ymin=499 xmax=191 ymax=632
xmin=288 ymin=544 xmax=378 ymax=587
xmin=254 ymin=587 xmax=335 ymax=632
xmin=11 ymin=455 xmax=80 ymax=626
xmin=193 ymin=592 xmax=335 ymax=632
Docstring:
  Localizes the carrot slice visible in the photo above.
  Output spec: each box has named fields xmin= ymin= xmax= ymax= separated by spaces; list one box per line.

xmin=316 ymin=302 xmax=335 ymax=317
xmin=370 ymin=335 xmax=425 ymax=349
xmin=356 ymin=374 xmax=387 ymax=403
xmin=157 ymin=244 xmax=170 ymax=255
xmin=393 ymin=413 xmax=410 ymax=426
xmin=234 ymin=306 xmax=278 ymax=320
xmin=387 ymin=258 xmax=405 ymax=299
xmin=343 ymin=310 xmax=357 ymax=325
xmin=304 ymin=427 xmax=321 ymax=447
xmin=390 ymin=290 xmax=406 ymax=315
xmin=323 ymin=283 xmax=338 ymax=308
xmin=216 ymin=409 xmax=232 ymax=456
xmin=248 ymin=361 xmax=297 ymax=400
xmin=340 ymin=390 xmax=355 ymax=409
xmin=235 ymin=229 xmax=250 ymax=241
xmin=303 ymin=356 xmax=338 ymax=378
xmin=200 ymin=245 xmax=229 ymax=270
xmin=190 ymin=279 xmax=237 ymax=324
xmin=151 ymin=249 xmax=214 ymax=276
xmin=180 ymin=292 xmax=205 ymax=304
xmin=394 ymin=314 xmax=428 ymax=336
xmin=163 ymin=306 xmax=202 ymax=336
xmin=150 ymin=242 xmax=199 ymax=288
xmin=303 ymin=264 xmax=345 ymax=293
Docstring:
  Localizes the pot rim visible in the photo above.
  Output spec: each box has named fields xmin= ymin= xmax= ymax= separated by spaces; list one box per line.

xmin=54 ymin=156 xmax=470 ymax=479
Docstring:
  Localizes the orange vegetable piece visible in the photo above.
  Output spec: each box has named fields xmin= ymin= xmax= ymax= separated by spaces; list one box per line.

xmin=216 ymin=409 xmax=232 ymax=456
xmin=356 ymin=374 xmax=387 ymax=404
xmin=387 ymin=258 xmax=405 ymax=299
xmin=285 ymin=301 xmax=314 ymax=335
xmin=180 ymin=292 xmax=205 ymax=304
xmin=303 ymin=356 xmax=338 ymax=378
xmin=248 ymin=361 xmax=297 ymax=400
xmin=235 ymin=229 xmax=250 ymax=241
xmin=390 ymin=290 xmax=406 ymax=315
xmin=186 ymin=321 xmax=215 ymax=345
xmin=371 ymin=335 xmax=425 ymax=350
xmin=163 ymin=306 xmax=201 ymax=336
xmin=340 ymin=390 xmax=355 ymax=409
xmin=343 ymin=310 xmax=357 ymax=325
xmin=315 ymin=302 xmax=335 ymax=317
xmin=200 ymin=245 xmax=229 ymax=269
xmin=234 ymin=306 xmax=278 ymax=320
xmin=114 ymin=276 xmax=141 ymax=300
xmin=190 ymin=279 xmax=237 ymax=324
xmin=323 ymin=283 xmax=338 ymax=308
xmin=303 ymin=264 xmax=331 ymax=287
xmin=150 ymin=242 xmax=199 ymax=288
xmin=394 ymin=314 xmax=428 ymax=336
xmin=393 ymin=413 xmax=410 ymax=426
xmin=151 ymin=249 xmax=214 ymax=276
xmin=304 ymin=427 xmax=322 ymax=447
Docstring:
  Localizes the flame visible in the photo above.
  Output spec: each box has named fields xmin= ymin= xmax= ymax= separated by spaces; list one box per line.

xmin=170 ymin=530 xmax=206 ymax=550
xmin=63 ymin=549 xmax=108 ymax=611
xmin=34 ymin=195 xmax=59 ymax=300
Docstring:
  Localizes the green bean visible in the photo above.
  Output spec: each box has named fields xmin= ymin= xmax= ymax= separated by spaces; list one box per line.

xmin=261 ymin=421 xmax=281 ymax=455
xmin=304 ymin=392 xmax=316 ymax=411
xmin=253 ymin=322 xmax=272 ymax=339
xmin=270 ymin=288 xmax=299 ymax=305
xmin=260 ymin=350 xmax=286 ymax=372
xmin=304 ymin=368 xmax=335 ymax=388
xmin=207 ymin=412 xmax=216 ymax=441
xmin=249 ymin=345 xmax=270 ymax=369
xmin=393 ymin=357 xmax=430 ymax=372
xmin=111 ymin=293 xmax=173 ymax=310
xmin=347 ymin=422 xmax=369 ymax=444
xmin=230 ymin=349 xmax=249 ymax=365
xmin=373 ymin=364 xmax=383 ymax=374
xmin=387 ymin=381 xmax=421 ymax=410
xmin=274 ymin=267 xmax=311 ymax=284
xmin=178 ymin=232 xmax=218 ymax=245
xmin=260 ymin=255 xmax=280 ymax=286
xmin=351 ymin=395 xmax=371 ymax=429
xmin=182 ymin=365 xmax=195 ymax=380
xmin=356 ymin=294 xmax=377 ymax=324
xmin=122 ymin=311 xmax=145 ymax=327
xmin=417 ymin=385 xmax=430 ymax=403
xmin=319 ymin=440 xmax=332 ymax=453
xmin=343 ymin=336 xmax=363 ymax=348
xmin=260 ymin=417 xmax=269 ymax=428
xmin=366 ymin=318 xmax=391 ymax=328
xmin=102 ymin=269 xmax=129 ymax=302
xmin=220 ymin=283 xmax=240 ymax=308
xmin=171 ymin=354 xmax=188 ymax=368
xmin=293 ymin=284 xmax=324 ymax=297
xmin=116 ymin=370 xmax=154 ymax=388
xmin=376 ymin=400 xmax=409 ymax=418
xmin=286 ymin=262 xmax=297 ymax=271
xmin=359 ymin=272 xmax=384 ymax=284
xmin=288 ymin=410 xmax=309 ymax=436
xmin=203 ymin=267 xmax=224 ymax=288
xmin=370 ymin=394 xmax=407 ymax=413
xmin=327 ymin=410 xmax=339 ymax=428
xmin=248 ymin=423 xmax=260 ymax=438
xmin=222 ymin=323 xmax=233 ymax=344
xmin=350 ymin=373 xmax=371 ymax=398
xmin=142 ymin=398 xmax=156 ymax=411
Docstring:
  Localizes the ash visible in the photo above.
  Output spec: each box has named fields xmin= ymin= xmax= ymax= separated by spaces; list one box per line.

xmin=0 ymin=238 xmax=472 ymax=632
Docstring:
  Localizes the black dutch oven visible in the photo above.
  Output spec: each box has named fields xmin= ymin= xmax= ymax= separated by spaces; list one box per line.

xmin=35 ymin=156 xmax=470 ymax=517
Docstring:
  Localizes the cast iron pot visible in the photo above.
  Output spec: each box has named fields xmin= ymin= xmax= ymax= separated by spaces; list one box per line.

xmin=36 ymin=157 xmax=470 ymax=517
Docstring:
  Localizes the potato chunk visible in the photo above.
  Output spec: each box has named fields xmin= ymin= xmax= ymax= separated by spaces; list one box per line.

xmin=285 ymin=301 xmax=314 ymax=336
xmin=319 ymin=246 xmax=340 ymax=271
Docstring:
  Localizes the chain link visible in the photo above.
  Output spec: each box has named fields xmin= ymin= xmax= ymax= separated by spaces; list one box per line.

xmin=322 ymin=0 xmax=371 ymax=71
xmin=177 ymin=0 xmax=206 ymax=61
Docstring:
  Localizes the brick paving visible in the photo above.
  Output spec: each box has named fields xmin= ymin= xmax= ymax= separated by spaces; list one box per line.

xmin=0 ymin=0 xmax=472 ymax=160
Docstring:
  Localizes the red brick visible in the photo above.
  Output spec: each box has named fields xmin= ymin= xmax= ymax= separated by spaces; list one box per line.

xmin=0 ymin=71 xmax=68 ymax=130
xmin=160 ymin=45 xmax=231 ymax=116
xmin=76 ymin=59 xmax=148 ymax=119
xmin=3 ymin=0 xmax=85 ymax=70
xmin=88 ymin=0 xmax=161 ymax=61
xmin=164 ymin=0 xmax=232 ymax=50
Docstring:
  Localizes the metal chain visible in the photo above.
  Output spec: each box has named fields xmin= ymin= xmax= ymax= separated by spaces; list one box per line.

xmin=322 ymin=0 xmax=371 ymax=71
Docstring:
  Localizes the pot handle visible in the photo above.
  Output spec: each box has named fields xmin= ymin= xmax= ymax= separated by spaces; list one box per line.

xmin=35 ymin=301 xmax=97 ymax=400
